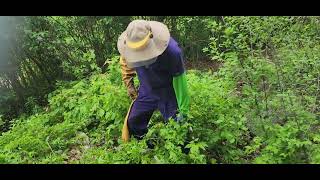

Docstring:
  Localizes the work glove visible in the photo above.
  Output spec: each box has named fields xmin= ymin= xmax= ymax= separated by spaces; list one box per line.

xmin=175 ymin=112 xmax=188 ymax=123
xmin=127 ymin=83 xmax=137 ymax=100
xmin=120 ymin=56 xmax=137 ymax=100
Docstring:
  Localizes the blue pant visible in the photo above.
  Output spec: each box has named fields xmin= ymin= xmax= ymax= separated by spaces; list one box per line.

xmin=127 ymin=94 xmax=178 ymax=139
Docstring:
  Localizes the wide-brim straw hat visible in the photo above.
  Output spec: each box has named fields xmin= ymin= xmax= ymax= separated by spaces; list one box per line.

xmin=117 ymin=20 xmax=170 ymax=68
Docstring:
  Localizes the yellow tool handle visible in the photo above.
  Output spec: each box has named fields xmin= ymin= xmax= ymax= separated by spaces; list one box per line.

xmin=121 ymin=100 xmax=135 ymax=142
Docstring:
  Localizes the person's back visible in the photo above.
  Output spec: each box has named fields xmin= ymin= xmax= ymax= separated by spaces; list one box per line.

xmin=135 ymin=37 xmax=185 ymax=101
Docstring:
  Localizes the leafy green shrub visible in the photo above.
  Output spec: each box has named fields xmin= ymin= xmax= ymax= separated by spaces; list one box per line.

xmin=0 ymin=73 xmax=130 ymax=163
xmin=204 ymin=17 xmax=320 ymax=164
xmin=0 ymin=70 xmax=239 ymax=164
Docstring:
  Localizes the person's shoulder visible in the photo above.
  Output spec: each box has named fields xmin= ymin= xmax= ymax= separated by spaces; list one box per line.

xmin=166 ymin=37 xmax=182 ymax=56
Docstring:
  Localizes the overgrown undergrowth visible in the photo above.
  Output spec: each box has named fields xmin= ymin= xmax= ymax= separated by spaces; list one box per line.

xmin=1 ymin=16 xmax=320 ymax=164
xmin=1 ymin=46 xmax=320 ymax=164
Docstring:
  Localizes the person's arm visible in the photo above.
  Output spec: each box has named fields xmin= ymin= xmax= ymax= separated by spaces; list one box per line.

xmin=173 ymin=72 xmax=190 ymax=120
xmin=120 ymin=56 xmax=137 ymax=100
xmin=169 ymin=40 xmax=190 ymax=120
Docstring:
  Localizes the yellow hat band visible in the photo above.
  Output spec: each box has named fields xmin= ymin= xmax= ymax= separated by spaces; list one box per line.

xmin=127 ymin=31 xmax=151 ymax=50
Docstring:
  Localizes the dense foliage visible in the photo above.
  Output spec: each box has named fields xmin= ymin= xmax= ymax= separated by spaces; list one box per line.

xmin=0 ymin=16 xmax=319 ymax=164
